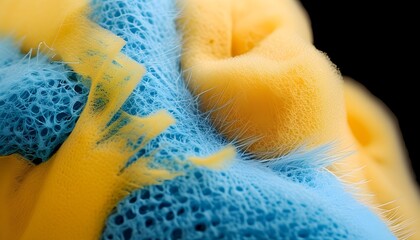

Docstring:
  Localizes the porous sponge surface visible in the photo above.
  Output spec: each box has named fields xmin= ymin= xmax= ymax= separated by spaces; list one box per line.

xmin=90 ymin=1 xmax=395 ymax=239
xmin=178 ymin=0 xmax=346 ymax=158
xmin=0 ymin=39 xmax=88 ymax=162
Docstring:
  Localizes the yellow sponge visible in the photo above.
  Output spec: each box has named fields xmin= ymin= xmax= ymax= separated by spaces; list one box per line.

xmin=179 ymin=0 xmax=345 ymax=158
xmin=178 ymin=0 xmax=420 ymax=237
xmin=342 ymin=79 xmax=420 ymax=238
xmin=231 ymin=0 xmax=312 ymax=56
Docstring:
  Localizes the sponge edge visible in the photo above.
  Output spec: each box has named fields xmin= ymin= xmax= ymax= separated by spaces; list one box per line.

xmin=179 ymin=0 xmax=346 ymax=158
xmin=342 ymin=78 xmax=420 ymax=238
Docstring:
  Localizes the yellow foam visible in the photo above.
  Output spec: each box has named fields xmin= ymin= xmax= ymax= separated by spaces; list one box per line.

xmin=343 ymin=79 xmax=420 ymax=239
xmin=231 ymin=0 xmax=312 ymax=56
xmin=178 ymin=0 xmax=345 ymax=158
xmin=0 ymin=0 xmax=125 ymax=78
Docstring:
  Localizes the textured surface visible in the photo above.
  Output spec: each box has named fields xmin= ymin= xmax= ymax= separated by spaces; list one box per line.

xmin=179 ymin=0 xmax=420 ymax=237
xmin=231 ymin=0 xmax=312 ymax=56
xmin=90 ymin=0 xmax=231 ymax=167
xmin=0 ymin=39 xmax=88 ymax=162
xmin=102 ymin=150 xmax=395 ymax=240
xmin=0 ymin=0 xmax=234 ymax=238
xmin=0 ymin=0 xmax=178 ymax=238
xmin=0 ymin=36 xmax=177 ymax=239
xmin=343 ymin=79 xmax=420 ymax=238
xmin=90 ymin=0 xmax=395 ymax=239
xmin=0 ymin=0 xmax=412 ymax=239
xmin=179 ymin=0 xmax=346 ymax=158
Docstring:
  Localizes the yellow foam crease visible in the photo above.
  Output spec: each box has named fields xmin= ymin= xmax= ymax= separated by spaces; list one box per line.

xmin=178 ymin=0 xmax=345 ymax=159
xmin=231 ymin=0 xmax=312 ymax=56
xmin=190 ymin=146 xmax=237 ymax=170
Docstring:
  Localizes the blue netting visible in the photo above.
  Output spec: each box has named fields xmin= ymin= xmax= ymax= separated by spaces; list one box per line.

xmin=0 ymin=39 xmax=88 ymax=163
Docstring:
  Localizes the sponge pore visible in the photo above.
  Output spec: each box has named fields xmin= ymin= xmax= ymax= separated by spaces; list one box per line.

xmin=0 ymin=39 xmax=88 ymax=163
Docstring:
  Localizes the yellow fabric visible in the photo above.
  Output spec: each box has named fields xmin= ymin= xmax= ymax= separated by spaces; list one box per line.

xmin=343 ymin=79 xmax=420 ymax=239
xmin=178 ymin=0 xmax=345 ymax=158
xmin=179 ymin=0 xmax=420 ymax=238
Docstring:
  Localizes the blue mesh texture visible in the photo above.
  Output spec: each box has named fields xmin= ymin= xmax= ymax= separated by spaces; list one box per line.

xmin=0 ymin=0 xmax=396 ymax=239
xmin=0 ymin=39 xmax=88 ymax=163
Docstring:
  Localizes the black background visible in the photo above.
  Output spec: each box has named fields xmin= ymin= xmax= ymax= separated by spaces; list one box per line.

xmin=299 ymin=0 xmax=418 ymax=184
